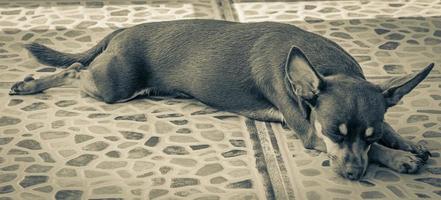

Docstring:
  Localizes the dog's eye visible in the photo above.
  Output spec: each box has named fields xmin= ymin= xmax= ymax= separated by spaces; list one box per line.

xmin=365 ymin=124 xmax=384 ymax=144
xmin=322 ymin=127 xmax=344 ymax=142
xmin=365 ymin=137 xmax=375 ymax=144
xmin=328 ymin=132 xmax=344 ymax=142
xmin=365 ymin=133 xmax=382 ymax=144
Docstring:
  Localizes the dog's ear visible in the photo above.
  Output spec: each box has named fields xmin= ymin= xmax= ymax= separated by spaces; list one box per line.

xmin=285 ymin=46 xmax=324 ymax=118
xmin=380 ymin=63 xmax=434 ymax=107
xmin=285 ymin=46 xmax=323 ymax=99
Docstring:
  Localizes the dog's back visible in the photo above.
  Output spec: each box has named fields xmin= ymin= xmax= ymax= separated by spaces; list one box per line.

xmin=100 ymin=19 xmax=364 ymax=107
xmin=119 ymin=19 xmax=364 ymax=79
xmin=24 ymin=19 xmax=363 ymax=109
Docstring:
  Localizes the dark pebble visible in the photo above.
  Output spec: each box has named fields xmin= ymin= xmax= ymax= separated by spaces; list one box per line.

xmin=74 ymin=135 xmax=94 ymax=143
xmin=221 ymin=150 xmax=246 ymax=158
xmin=39 ymin=152 xmax=55 ymax=163
xmin=163 ymin=146 xmax=189 ymax=155
xmin=375 ymin=28 xmax=390 ymax=35
xmin=16 ymin=139 xmax=42 ymax=150
xmin=0 ymin=137 xmax=13 ymax=145
xmin=0 ymin=116 xmax=21 ymax=126
xmin=227 ymin=179 xmax=253 ymax=188
xmin=170 ymin=178 xmax=199 ymax=188
xmin=66 ymin=154 xmax=97 ymax=166
xmin=156 ymin=113 xmax=184 ymax=118
xmin=229 ymin=139 xmax=246 ymax=147
xmin=36 ymin=67 xmax=56 ymax=72
xmin=8 ymin=99 xmax=23 ymax=106
xmin=55 ymin=190 xmax=83 ymax=200
xmin=144 ymin=136 xmax=159 ymax=147
xmin=21 ymin=102 xmax=49 ymax=111
xmin=176 ymin=128 xmax=192 ymax=134
xmin=423 ymin=131 xmax=441 ymax=138
xmin=379 ymin=41 xmax=400 ymax=50
xmin=384 ymin=64 xmax=405 ymax=74
xmin=190 ymin=144 xmax=210 ymax=150
xmin=385 ymin=33 xmax=405 ymax=40
xmin=120 ymin=131 xmax=144 ymax=140
xmin=427 ymin=167 xmax=441 ymax=175
xmin=19 ymin=176 xmax=48 ymax=188
xmin=415 ymin=177 xmax=441 ymax=187
xmin=0 ymin=185 xmax=14 ymax=194
xmin=55 ymin=100 xmax=77 ymax=107
xmin=115 ymin=114 xmax=147 ymax=122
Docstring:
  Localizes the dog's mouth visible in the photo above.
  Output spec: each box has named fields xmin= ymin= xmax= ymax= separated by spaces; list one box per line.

xmin=344 ymin=168 xmax=365 ymax=180
xmin=328 ymin=154 xmax=367 ymax=180
xmin=332 ymin=166 xmax=366 ymax=180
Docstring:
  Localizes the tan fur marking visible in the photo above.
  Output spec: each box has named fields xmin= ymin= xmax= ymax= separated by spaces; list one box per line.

xmin=116 ymin=88 xmax=156 ymax=103
xmin=314 ymin=121 xmax=323 ymax=138
xmin=338 ymin=124 xmax=348 ymax=135
xmin=365 ymin=127 xmax=374 ymax=137
xmin=315 ymin=121 xmax=339 ymax=155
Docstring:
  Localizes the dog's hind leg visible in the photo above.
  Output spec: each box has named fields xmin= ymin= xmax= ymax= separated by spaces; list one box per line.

xmin=379 ymin=122 xmax=431 ymax=161
xmin=237 ymin=107 xmax=285 ymax=122
xmin=369 ymin=143 xmax=425 ymax=174
xmin=9 ymin=62 xmax=86 ymax=95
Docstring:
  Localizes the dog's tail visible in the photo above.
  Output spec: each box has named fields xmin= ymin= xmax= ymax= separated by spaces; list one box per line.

xmin=24 ymin=28 xmax=125 ymax=68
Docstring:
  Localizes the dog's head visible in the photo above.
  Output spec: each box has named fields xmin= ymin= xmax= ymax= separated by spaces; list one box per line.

xmin=285 ymin=46 xmax=434 ymax=180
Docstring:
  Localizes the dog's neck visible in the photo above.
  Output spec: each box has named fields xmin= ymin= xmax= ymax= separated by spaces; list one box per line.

xmin=284 ymin=71 xmax=367 ymax=101
xmin=284 ymin=70 xmax=378 ymax=125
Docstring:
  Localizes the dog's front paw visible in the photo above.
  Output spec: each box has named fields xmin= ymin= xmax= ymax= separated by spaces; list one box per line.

xmin=392 ymin=139 xmax=432 ymax=161
xmin=9 ymin=75 xmax=38 ymax=95
xmin=391 ymin=152 xmax=424 ymax=174
xmin=411 ymin=143 xmax=432 ymax=161
xmin=302 ymin=135 xmax=327 ymax=153
xmin=314 ymin=138 xmax=327 ymax=153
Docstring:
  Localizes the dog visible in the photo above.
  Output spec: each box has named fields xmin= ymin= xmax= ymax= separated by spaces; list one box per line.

xmin=10 ymin=19 xmax=433 ymax=180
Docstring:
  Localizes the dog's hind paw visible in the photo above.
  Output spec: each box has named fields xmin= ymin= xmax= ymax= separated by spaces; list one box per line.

xmin=392 ymin=152 xmax=424 ymax=174
xmin=9 ymin=75 xmax=39 ymax=95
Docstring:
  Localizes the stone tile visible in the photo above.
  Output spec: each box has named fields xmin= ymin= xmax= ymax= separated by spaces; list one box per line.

xmin=66 ymin=154 xmax=98 ymax=166
xmin=232 ymin=0 xmax=441 ymax=78
xmin=170 ymin=178 xmax=200 ymax=188
xmin=196 ymin=163 xmax=224 ymax=176
xmin=19 ymin=176 xmax=48 ymax=188
xmin=16 ymin=139 xmax=42 ymax=150
xmin=55 ymin=190 xmax=83 ymax=200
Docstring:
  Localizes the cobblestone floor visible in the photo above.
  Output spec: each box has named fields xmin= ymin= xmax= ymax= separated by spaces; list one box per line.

xmin=231 ymin=0 xmax=441 ymax=199
xmin=0 ymin=0 xmax=440 ymax=200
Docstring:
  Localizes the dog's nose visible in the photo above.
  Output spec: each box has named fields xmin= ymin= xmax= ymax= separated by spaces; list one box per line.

xmin=344 ymin=169 xmax=363 ymax=180
xmin=346 ymin=172 xmax=358 ymax=180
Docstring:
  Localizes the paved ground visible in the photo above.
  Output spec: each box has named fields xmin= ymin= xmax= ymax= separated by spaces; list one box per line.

xmin=0 ymin=0 xmax=440 ymax=200
xmin=230 ymin=0 xmax=441 ymax=199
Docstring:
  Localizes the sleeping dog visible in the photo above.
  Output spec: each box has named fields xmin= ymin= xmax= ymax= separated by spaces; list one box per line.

xmin=10 ymin=19 xmax=433 ymax=180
